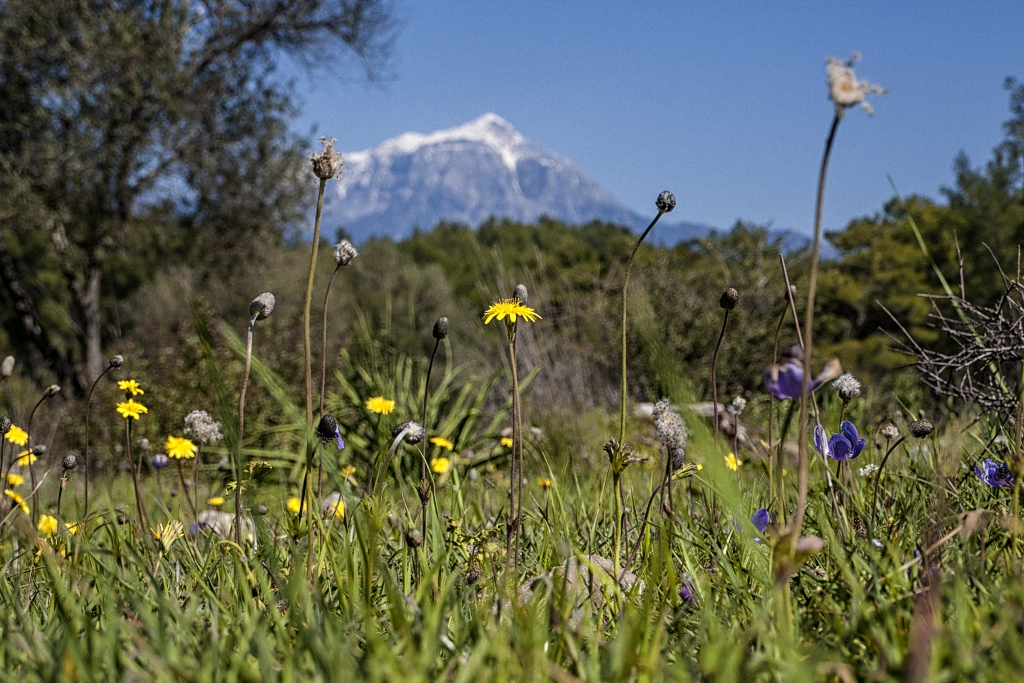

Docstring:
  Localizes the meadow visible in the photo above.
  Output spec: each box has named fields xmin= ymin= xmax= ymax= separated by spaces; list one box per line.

xmin=3 ymin=56 xmax=1024 ymax=683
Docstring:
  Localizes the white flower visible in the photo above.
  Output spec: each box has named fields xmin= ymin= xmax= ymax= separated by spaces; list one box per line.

xmin=184 ymin=410 xmax=224 ymax=444
xmin=832 ymin=373 xmax=862 ymax=402
xmin=826 ymin=53 xmax=887 ymax=115
xmin=859 ymin=463 xmax=879 ymax=477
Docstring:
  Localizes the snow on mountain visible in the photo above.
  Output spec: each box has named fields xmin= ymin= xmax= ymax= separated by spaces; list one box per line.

xmin=322 ymin=113 xmax=696 ymax=241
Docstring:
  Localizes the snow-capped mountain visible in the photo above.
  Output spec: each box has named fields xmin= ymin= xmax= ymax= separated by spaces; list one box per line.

xmin=322 ymin=113 xmax=713 ymax=242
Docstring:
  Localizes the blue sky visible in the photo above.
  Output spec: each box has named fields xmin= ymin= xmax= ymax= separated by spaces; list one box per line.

xmin=287 ymin=1 xmax=1024 ymax=236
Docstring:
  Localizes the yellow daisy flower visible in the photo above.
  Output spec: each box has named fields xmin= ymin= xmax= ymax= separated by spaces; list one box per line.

xmin=482 ymin=298 xmax=541 ymax=325
xmin=430 ymin=436 xmax=454 ymax=450
xmin=696 ymin=464 xmax=704 ymax=471
xmin=66 ymin=521 xmax=81 ymax=536
xmin=725 ymin=453 xmax=742 ymax=472
xmin=286 ymin=497 xmax=302 ymax=515
xmin=207 ymin=496 xmax=225 ymax=507
xmin=340 ymin=464 xmax=356 ymax=480
xmin=16 ymin=451 xmax=36 ymax=467
xmin=152 ymin=520 xmax=185 ymax=552
xmin=327 ymin=499 xmax=345 ymax=519
xmin=165 ymin=435 xmax=197 ymax=459
xmin=37 ymin=514 xmax=58 ymax=537
xmin=5 ymin=490 xmax=29 ymax=515
xmin=536 ymin=476 xmax=552 ymax=488
xmin=116 ymin=399 xmax=148 ymax=420
xmin=365 ymin=396 xmax=395 ymax=415
xmin=501 ymin=437 xmax=514 ymax=448
xmin=6 ymin=473 xmax=24 ymax=487
xmin=430 ymin=457 xmax=450 ymax=474
xmin=117 ymin=379 xmax=145 ymax=396
xmin=4 ymin=425 xmax=28 ymax=446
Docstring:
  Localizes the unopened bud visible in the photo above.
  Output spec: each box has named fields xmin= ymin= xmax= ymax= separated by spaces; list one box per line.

xmin=44 ymin=384 xmax=60 ymax=398
xmin=333 ymin=240 xmax=357 ymax=266
xmin=432 ymin=316 xmax=449 ymax=340
xmin=32 ymin=444 xmax=47 ymax=456
xmin=392 ymin=421 xmax=426 ymax=444
xmin=1 ymin=356 xmax=14 ymax=377
xmin=719 ymin=288 xmax=739 ymax=310
xmin=109 ymin=355 xmax=124 ymax=368
xmin=513 ymin=284 xmax=528 ymax=305
xmin=909 ymin=420 xmax=934 ymax=439
xmin=249 ymin=292 xmax=276 ymax=320
xmin=405 ymin=528 xmax=423 ymax=548
xmin=62 ymin=453 xmax=78 ymax=471
xmin=0 ymin=416 xmax=10 ymax=435
xmin=656 ymin=191 xmax=676 ymax=213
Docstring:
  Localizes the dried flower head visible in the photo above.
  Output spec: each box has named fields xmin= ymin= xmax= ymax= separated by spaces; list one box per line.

xmin=826 ymin=53 xmax=888 ymax=115
xmin=109 ymin=354 xmax=124 ymax=368
xmin=832 ymin=373 xmax=862 ymax=403
xmin=249 ymin=292 xmax=276 ymax=320
xmin=652 ymin=398 xmax=688 ymax=471
xmin=881 ymin=423 xmax=899 ymax=441
xmin=310 ymin=137 xmax=343 ymax=180
xmin=405 ymin=528 xmax=423 ymax=548
xmin=0 ymin=416 xmax=10 ymax=435
xmin=432 ymin=316 xmax=449 ymax=340
xmin=1 ymin=356 xmax=14 ymax=377
xmin=719 ymin=288 xmax=739 ymax=310
xmin=909 ymin=420 xmax=934 ymax=439
xmin=184 ymin=410 xmax=224 ymax=444
xmin=392 ymin=421 xmax=426 ymax=444
xmin=656 ymin=191 xmax=676 ymax=213
xmin=62 ymin=453 xmax=77 ymax=471
xmin=334 ymin=240 xmax=357 ymax=266
xmin=139 ymin=438 xmax=150 ymax=452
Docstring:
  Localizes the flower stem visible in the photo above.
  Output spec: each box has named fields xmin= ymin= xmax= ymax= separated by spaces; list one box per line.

xmin=710 ymin=309 xmax=730 ymax=442
xmin=235 ymin=314 xmax=257 ymax=548
xmin=871 ymin=436 xmax=906 ymax=528
xmin=318 ymin=263 xmax=342 ymax=502
xmin=303 ymin=177 xmax=327 ymax=578
xmin=612 ymin=470 xmax=623 ymax=580
xmin=618 ymin=211 xmax=665 ymax=447
xmin=420 ymin=339 xmax=440 ymax=550
xmin=794 ymin=112 xmax=841 ymax=538
xmin=83 ymin=364 xmax=114 ymax=528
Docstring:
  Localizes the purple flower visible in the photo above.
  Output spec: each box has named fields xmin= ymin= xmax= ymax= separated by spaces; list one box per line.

xmin=316 ymin=414 xmax=346 ymax=451
xmin=763 ymin=352 xmax=842 ymax=400
xmin=751 ymin=508 xmax=770 ymax=534
xmin=151 ymin=453 xmax=169 ymax=470
xmin=973 ymin=459 xmax=1013 ymax=488
xmin=814 ymin=421 xmax=865 ymax=462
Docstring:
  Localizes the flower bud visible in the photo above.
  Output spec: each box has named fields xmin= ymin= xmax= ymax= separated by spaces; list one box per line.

xmin=0 ymin=416 xmax=10 ymax=435
xmin=513 ymin=284 xmax=528 ymax=305
xmin=139 ymin=438 xmax=150 ymax=452
xmin=1 ymin=356 xmax=14 ymax=377
xmin=109 ymin=354 xmax=124 ymax=368
xmin=656 ymin=191 xmax=676 ymax=213
xmin=333 ymin=240 xmax=357 ymax=266
xmin=719 ymin=288 xmax=739 ymax=310
xmin=316 ymin=414 xmax=339 ymax=443
xmin=44 ymin=384 xmax=60 ymax=398
xmin=255 ymin=504 xmax=269 ymax=516
xmin=310 ymin=137 xmax=343 ymax=180
xmin=249 ymin=292 xmax=276 ymax=320
xmin=909 ymin=420 xmax=934 ymax=439
xmin=405 ymin=528 xmax=423 ymax=548
xmin=32 ymin=444 xmax=47 ymax=456
xmin=152 ymin=453 xmax=169 ymax=470
xmin=62 ymin=453 xmax=78 ymax=471
xmin=432 ymin=316 xmax=449 ymax=340
xmin=881 ymin=423 xmax=899 ymax=441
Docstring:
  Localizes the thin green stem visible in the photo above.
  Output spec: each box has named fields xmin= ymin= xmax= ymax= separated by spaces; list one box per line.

xmin=235 ymin=314 xmax=257 ymax=547
xmin=871 ymin=436 xmax=907 ymax=529
xmin=710 ymin=309 xmax=730 ymax=442
xmin=420 ymin=339 xmax=440 ymax=550
xmin=83 ymin=364 xmax=114 ymax=528
xmin=794 ymin=112 xmax=841 ymax=537
xmin=303 ymin=177 xmax=327 ymax=577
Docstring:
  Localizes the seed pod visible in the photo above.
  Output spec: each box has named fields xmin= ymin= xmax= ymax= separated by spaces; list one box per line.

xmin=62 ymin=453 xmax=78 ymax=471
xmin=656 ymin=191 xmax=676 ymax=213
xmin=249 ymin=292 xmax=276 ymax=320
xmin=909 ymin=420 xmax=934 ymax=438
xmin=432 ymin=316 xmax=449 ymax=340
xmin=392 ymin=421 xmax=426 ymax=444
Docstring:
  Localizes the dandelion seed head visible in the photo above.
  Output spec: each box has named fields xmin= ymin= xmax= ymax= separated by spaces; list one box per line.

xmin=656 ymin=191 xmax=676 ymax=213
xmin=249 ymin=292 xmax=276 ymax=320
xmin=310 ymin=137 xmax=343 ymax=180
xmin=833 ymin=373 xmax=862 ymax=403
xmin=184 ymin=410 xmax=224 ymax=444
xmin=881 ymin=423 xmax=900 ymax=441
xmin=826 ymin=54 xmax=888 ymax=115
xmin=728 ymin=396 xmax=747 ymax=416
xmin=653 ymin=398 xmax=688 ymax=470
xmin=108 ymin=354 xmax=124 ymax=368
xmin=333 ymin=239 xmax=357 ymax=266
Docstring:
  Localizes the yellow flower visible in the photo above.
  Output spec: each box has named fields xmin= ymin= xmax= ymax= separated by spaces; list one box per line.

xmin=430 ymin=457 xmax=450 ymax=474
xmin=340 ymin=465 xmax=356 ymax=479
xmin=365 ymin=396 xmax=395 ymax=415
xmin=66 ymin=521 xmax=81 ymax=536
xmin=725 ymin=453 xmax=742 ymax=472
xmin=7 ymin=473 xmax=24 ymax=487
xmin=152 ymin=520 xmax=184 ymax=552
xmin=536 ymin=476 xmax=552 ymax=488
xmin=165 ymin=435 xmax=197 ymax=459
xmin=37 ymin=514 xmax=58 ymax=537
xmin=327 ymin=499 xmax=345 ymax=519
xmin=482 ymin=298 xmax=541 ymax=325
xmin=5 ymin=490 xmax=29 ymax=515
xmin=16 ymin=451 xmax=36 ymax=467
xmin=501 ymin=437 xmax=514 ymax=448
xmin=4 ymin=425 xmax=28 ymax=446
xmin=207 ymin=496 xmax=225 ymax=507
xmin=430 ymin=436 xmax=454 ymax=450
xmin=286 ymin=497 xmax=302 ymax=514
xmin=696 ymin=464 xmax=703 ymax=471
xmin=117 ymin=379 xmax=145 ymax=396
xmin=116 ymin=399 xmax=148 ymax=420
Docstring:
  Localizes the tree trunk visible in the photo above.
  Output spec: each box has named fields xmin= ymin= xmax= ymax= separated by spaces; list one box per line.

xmin=76 ymin=265 xmax=104 ymax=384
